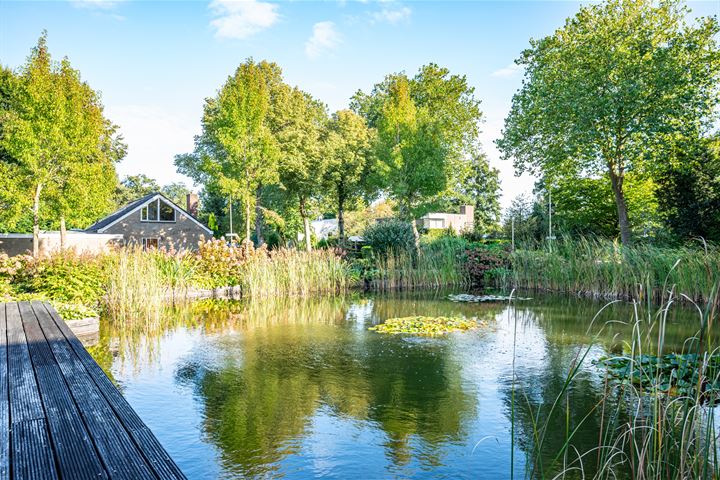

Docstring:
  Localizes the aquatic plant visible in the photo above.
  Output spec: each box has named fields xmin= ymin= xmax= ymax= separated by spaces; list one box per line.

xmin=369 ymin=316 xmax=483 ymax=335
xmin=510 ymin=284 xmax=720 ymax=479
xmin=508 ymin=236 xmax=720 ymax=303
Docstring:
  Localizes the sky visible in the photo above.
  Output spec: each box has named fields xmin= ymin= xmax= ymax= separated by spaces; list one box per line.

xmin=1 ymin=0 xmax=718 ymax=210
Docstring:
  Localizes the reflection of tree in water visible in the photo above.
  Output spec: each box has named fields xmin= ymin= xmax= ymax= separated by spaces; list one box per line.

xmin=174 ymin=294 xmax=491 ymax=477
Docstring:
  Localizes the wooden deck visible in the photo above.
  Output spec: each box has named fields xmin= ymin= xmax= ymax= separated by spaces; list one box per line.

xmin=0 ymin=301 xmax=186 ymax=480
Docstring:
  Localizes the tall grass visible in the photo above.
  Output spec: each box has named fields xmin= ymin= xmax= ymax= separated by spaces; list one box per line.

xmin=240 ymin=248 xmax=351 ymax=298
xmin=510 ymin=284 xmax=720 ymax=479
xmin=103 ymin=248 xmax=164 ymax=326
xmin=509 ymin=237 xmax=720 ymax=304
xmin=371 ymin=239 xmax=468 ymax=290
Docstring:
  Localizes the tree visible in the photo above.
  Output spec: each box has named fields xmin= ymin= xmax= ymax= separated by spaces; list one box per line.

xmin=161 ymin=182 xmax=191 ymax=207
xmin=176 ymin=59 xmax=279 ymax=245
xmin=656 ymin=135 xmax=720 ymax=241
xmin=352 ymin=65 xmax=483 ymax=250
xmin=115 ymin=174 xmax=160 ymax=205
xmin=0 ymin=32 xmax=124 ymax=255
xmin=323 ymin=109 xmax=375 ymax=243
xmin=275 ymin=86 xmax=328 ymax=251
xmin=457 ymin=151 xmax=501 ymax=235
xmin=497 ymin=0 xmax=720 ymax=245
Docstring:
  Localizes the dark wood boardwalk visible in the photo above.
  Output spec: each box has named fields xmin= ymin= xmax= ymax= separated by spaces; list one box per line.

xmin=0 ymin=301 xmax=186 ymax=480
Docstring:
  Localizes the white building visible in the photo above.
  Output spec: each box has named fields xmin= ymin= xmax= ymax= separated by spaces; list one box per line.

xmin=418 ymin=205 xmax=475 ymax=233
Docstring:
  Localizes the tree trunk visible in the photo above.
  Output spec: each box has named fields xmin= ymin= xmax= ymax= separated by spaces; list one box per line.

xmin=60 ymin=216 xmax=67 ymax=252
xmin=337 ymin=187 xmax=345 ymax=245
xmin=32 ymin=183 xmax=42 ymax=258
xmin=245 ymin=199 xmax=251 ymax=245
xmin=411 ymin=218 xmax=421 ymax=257
xmin=299 ymin=197 xmax=312 ymax=252
xmin=609 ymin=169 xmax=632 ymax=245
xmin=255 ymin=185 xmax=264 ymax=246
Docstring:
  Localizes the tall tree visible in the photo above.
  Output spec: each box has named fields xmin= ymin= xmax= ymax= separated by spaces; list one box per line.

xmin=497 ymin=0 xmax=720 ymax=244
xmin=461 ymin=151 xmax=501 ymax=235
xmin=176 ymin=59 xmax=279 ymax=245
xmin=323 ymin=109 xmax=375 ymax=243
xmin=656 ymin=135 xmax=720 ymax=241
xmin=115 ymin=174 xmax=160 ymax=205
xmin=0 ymin=32 xmax=124 ymax=255
xmin=352 ymin=65 xmax=483 ymax=249
xmin=275 ymin=87 xmax=328 ymax=251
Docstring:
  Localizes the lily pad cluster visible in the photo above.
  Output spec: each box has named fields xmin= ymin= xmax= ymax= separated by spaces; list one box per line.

xmin=595 ymin=353 xmax=720 ymax=398
xmin=448 ymin=294 xmax=531 ymax=303
xmin=369 ymin=316 xmax=484 ymax=336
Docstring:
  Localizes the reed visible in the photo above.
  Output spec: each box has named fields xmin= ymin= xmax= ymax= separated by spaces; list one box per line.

xmin=510 ymin=284 xmax=720 ymax=479
xmin=371 ymin=239 xmax=468 ymax=290
xmin=103 ymin=247 xmax=164 ymax=326
xmin=239 ymin=248 xmax=352 ymax=298
xmin=509 ymin=237 xmax=720 ymax=304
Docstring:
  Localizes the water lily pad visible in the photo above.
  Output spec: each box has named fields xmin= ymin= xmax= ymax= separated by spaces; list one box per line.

xmin=448 ymin=294 xmax=531 ymax=303
xmin=369 ymin=316 xmax=485 ymax=336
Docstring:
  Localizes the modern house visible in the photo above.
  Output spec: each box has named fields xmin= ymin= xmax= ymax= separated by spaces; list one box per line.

xmin=418 ymin=205 xmax=475 ymax=233
xmin=85 ymin=192 xmax=212 ymax=251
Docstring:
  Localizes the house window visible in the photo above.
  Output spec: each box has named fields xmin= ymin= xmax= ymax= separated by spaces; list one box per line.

xmin=141 ymin=198 xmax=176 ymax=222
xmin=142 ymin=238 xmax=159 ymax=250
xmin=429 ymin=218 xmax=445 ymax=229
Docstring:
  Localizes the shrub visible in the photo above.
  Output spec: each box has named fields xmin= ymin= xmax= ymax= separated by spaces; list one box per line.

xmin=464 ymin=244 xmax=509 ymax=287
xmin=13 ymin=253 xmax=107 ymax=305
xmin=363 ymin=219 xmax=415 ymax=258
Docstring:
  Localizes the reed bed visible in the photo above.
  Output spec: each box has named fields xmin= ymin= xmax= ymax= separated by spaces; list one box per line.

xmin=103 ymin=247 xmax=165 ymax=327
xmin=511 ymin=285 xmax=720 ymax=479
xmin=509 ymin=237 xmax=720 ymax=303
xmin=371 ymin=241 xmax=469 ymax=291
xmin=240 ymin=248 xmax=352 ymax=298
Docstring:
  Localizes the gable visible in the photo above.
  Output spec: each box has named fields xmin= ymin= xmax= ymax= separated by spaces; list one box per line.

xmin=88 ymin=193 xmax=212 ymax=235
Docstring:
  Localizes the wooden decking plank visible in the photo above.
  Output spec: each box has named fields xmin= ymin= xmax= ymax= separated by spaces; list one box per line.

xmin=18 ymin=303 xmax=108 ymax=480
xmin=32 ymin=304 xmax=156 ymax=479
xmin=5 ymin=303 xmax=44 ymax=424
xmin=11 ymin=419 xmax=57 ymax=480
xmin=39 ymin=302 xmax=185 ymax=480
xmin=0 ymin=304 xmax=9 ymax=480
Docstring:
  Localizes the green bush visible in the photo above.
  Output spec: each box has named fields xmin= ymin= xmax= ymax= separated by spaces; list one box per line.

xmin=363 ymin=219 xmax=415 ymax=258
xmin=13 ymin=253 xmax=107 ymax=305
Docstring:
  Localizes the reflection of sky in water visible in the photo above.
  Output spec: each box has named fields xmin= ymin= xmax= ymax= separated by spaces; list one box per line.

xmin=96 ymin=292 xmax=705 ymax=479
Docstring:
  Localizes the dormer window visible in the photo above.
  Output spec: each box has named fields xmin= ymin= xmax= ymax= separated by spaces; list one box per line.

xmin=141 ymin=198 xmax=176 ymax=222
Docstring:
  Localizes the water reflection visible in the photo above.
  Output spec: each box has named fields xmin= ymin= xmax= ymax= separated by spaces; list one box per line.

xmin=91 ymin=291 xmax=707 ymax=479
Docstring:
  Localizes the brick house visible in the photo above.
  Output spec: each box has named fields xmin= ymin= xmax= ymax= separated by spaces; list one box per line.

xmin=85 ymin=192 xmax=212 ymax=251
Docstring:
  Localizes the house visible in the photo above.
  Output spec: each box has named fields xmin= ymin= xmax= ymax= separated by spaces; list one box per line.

xmin=418 ymin=205 xmax=475 ymax=233
xmin=84 ymin=192 xmax=212 ymax=251
xmin=310 ymin=218 xmax=339 ymax=240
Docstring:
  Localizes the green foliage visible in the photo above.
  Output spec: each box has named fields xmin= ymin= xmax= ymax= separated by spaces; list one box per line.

xmin=52 ymin=301 xmax=98 ymax=321
xmin=362 ymin=219 xmax=415 ymax=257
xmin=596 ymin=353 xmax=720 ymax=398
xmin=0 ymin=32 xmax=124 ymax=235
xmin=13 ymin=253 xmax=106 ymax=305
xmin=656 ymin=135 xmax=720 ymax=241
xmin=463 ymin=244 xmax=510 ymax=287
xmin=369 ymin=316 xmax=483 ymax=335
xmin=497 ymin=0 xmax=720 ymax=244
xmin=115 ymin=174 xmax=159 ymax=205
xmin=176 ymin=59 xmax=280 ymax=243
xmin=508 ymin=237 xmax=720 ymax=303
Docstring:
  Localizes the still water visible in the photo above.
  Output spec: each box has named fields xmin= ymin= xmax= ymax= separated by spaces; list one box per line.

xmin=87 ymin=291 xmax=705 ymax=479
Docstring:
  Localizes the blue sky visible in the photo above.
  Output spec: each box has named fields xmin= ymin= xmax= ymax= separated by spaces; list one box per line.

xmin=1 ymin=0 xmax=718 ymax=209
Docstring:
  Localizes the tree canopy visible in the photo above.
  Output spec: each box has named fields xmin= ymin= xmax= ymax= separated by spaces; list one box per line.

xmin=497 ymin=0 xmax=720 ymax=244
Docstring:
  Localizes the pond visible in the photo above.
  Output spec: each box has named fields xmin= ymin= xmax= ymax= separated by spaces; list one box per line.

xmin=87 ymin=291 xmax=708 ymax=479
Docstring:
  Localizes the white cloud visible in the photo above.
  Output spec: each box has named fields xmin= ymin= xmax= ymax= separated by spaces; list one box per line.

xmin=491 ymin=63 xmax=523 ymax=78
xmin=209 ymin=0 xmax=279 ymax=40
xmin=305 ymin=21 xmax=341 ymax=59
xmin=372 ymin=6 xmax=411 ymax=24
xmin=69 ymin=0 xmax=123 ymax=9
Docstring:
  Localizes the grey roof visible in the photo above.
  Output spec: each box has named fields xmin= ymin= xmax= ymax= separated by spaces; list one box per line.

xmin=85 ymin=192 xmax=159 ymax=232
